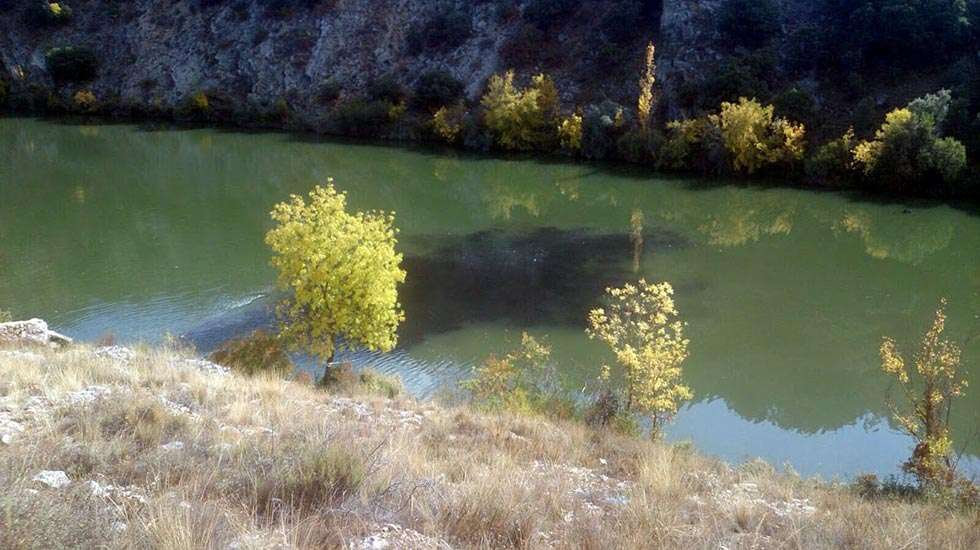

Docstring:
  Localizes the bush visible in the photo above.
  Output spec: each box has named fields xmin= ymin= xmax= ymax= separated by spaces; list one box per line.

xmin=45 ymin=47 xmax=98 ymax=85
xmin=330 ymin=99 xmax=394 ymax=137
xmin=71 ymin=89 xmax=97 ymax=112
xmin=412 ymin=70 xmax=464 ymax=112
xmin=0 ymin=79 xmax=8 ymax=107
xmin=713 ymin=97 xmax=806 ymax=174
xmin=717 ymin=0 xmax=779 ymax=50
xmin=773 ymin=87 xmax=816 ymax=124
xmin=853 ymin=90 xmax=968 ymax=194
xmin=524 ymin=0 xmax=577 ymax=31
xmin=366 ymin=74 xmax=407 ymax=104
xmin=263 ymin=446 xmax=365 ymax=512
xmin=406 ymin=9 xmax=472 ymax=54
xmin=806 ymin=129 xmax=859 ymax=184
xmin=316 ymin=80 xmax=342 ymax=105
xmin=481 ymin=71 xmax=560 ymax=151
xmin=319 ymin=362 xmax=403 ymax=398
xmin=580 ymin=101 xmax=628 ymax=160
xmin=558 ymin=112 xmax=583 ymax=152
xmin=431 ymin=104 xmax=467 ymax=144
xmin=0 ymin=308 xmax=12 ymax=322
xmin=26 ymin=1 xmax=73 ymax=27
xmin=617 ymin=127 xmax=664 ymax=164
xmin=209 ymin=330 xmax=294 ymax=377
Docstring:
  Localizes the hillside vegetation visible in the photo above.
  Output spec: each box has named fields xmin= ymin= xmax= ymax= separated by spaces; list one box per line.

xmin=1 ymin=344 xmax=978 ymax=549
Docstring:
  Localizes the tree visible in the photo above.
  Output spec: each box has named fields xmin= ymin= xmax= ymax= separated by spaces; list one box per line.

xmin=265 ymin=180 xmax=406 ymax=377
xmin=880 ymin=298 xmax=968 ymax=488
xmin=637 ymin=42 xmax=657 ymax=130
xmin=463 ymin=332 xmax=555 ymax=413
xmin=711 ymin=97 xmax=806 ymax=174
xmin=587 ymin=280 xmax=691 ymax=437
xmin=481 ymin=71 xmax=559 ymax=151
xmin=853 ymin=90 xmax=967 ymax=193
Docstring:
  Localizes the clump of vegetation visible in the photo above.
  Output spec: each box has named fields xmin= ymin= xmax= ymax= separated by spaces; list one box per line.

xmin=431 ymin=103 xmax=466 ymax=144
xmin=557 ymin=112 xmax=582 ymax=152
xmin=853 ymin=89 xmax=967 ymax=194
xmin=580 ymin=100 xmax=628 ymax=160
xmin=366 ymin=74 xmax=407 ymax=105
xmin=636 ymin=42 xmax=657 ymax=130
xmin=717 ymin=0 xmax=779 ymax=51
xmin=265 ymin=180 xmax=405 ymax=381
xmin=880 ymin=298 xmax=969 ymax=491
xmin=0 ymin=308 xmax=12 ymax=323
xmin=481 ymin=71 xmax=560 ymax=151
xmin=329 ymin=99 xmax=394 ymax=137
xmin=71 ymin=89 xmax=96 ymax=112
xmin=463 ymin=332 xmax=558 ymax=414
xmin=406 ymin=8 xmax=472 ymax=54
xmin=45 ymin=47 xmax=98 ymax=85
xmin=26 ymin=1 xmax=73 ymax=27
xmin=587 ymin=280 xmax=691 ymax=438
xmin=665 ymin=97 xmax=805 ymax=175
xmin=319 ymin=362 xmax=403 ymax=399
xmin=807 ymin=128 xmax=858 ymax=183
xmin=412 ymin=69 xmax=464 ymax=112
xmin=316 ymin=80 xmax=342 ymax=105
xmin=209 ymin=330 xmax=294 ymax=377
xmin=261 ymin=446 xmax=366 ymax=512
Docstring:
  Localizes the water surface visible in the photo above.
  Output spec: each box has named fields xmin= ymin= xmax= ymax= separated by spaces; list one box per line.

xmin=1 ymin=117 xmax=978 ymax=479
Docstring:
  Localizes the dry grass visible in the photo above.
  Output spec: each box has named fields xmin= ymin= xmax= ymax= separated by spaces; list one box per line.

xmin=0 ymin=345 xmax=977 ymax=549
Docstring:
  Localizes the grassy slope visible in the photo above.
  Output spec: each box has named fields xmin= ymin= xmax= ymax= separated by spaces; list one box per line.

xmin=0 ymin=345 xmax=978 ymax=549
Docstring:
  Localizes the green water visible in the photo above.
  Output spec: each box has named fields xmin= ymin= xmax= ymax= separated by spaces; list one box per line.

xmin=1 ymin=117 xmax=978 ymax=479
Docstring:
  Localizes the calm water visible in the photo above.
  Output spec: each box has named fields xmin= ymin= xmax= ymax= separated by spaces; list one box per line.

xmin=1 ymin=117 xmax=978 ymax=479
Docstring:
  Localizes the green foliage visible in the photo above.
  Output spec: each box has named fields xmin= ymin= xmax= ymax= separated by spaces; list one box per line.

xmin=773 ymin=87 xmax=816 ymax=125
xmin=26 ymin=1 xmax=73 ymax=27
xmin=330 ymin=99 xmax=395 ymax=138
xmin=580 ymin=101 xmax=628 ymax=160
xmin=689 ymin=52 xmax=775 ymax=111
xmin=319 ymin=362 xmax=404 ymax=398
xmin=316 ymin=80 xmax=342 ymax=105
xmin=0 ymin=308 xmax=12 ymax=323
xmin=717 ymin=0 xmax=779 ymax=50
xmin=463 ymin=332 xmax=560 ymax=415
xmin=45 ymin=47 xmax=98 ymax=85
xmin=523 ymin=0 xmax=577 ymax=31
xmin=853 ymin=90 xmax=968 ymax=194
xmin=265 ymin=180 xmax=406 ymax=371
xmin=807 ymin=129 xmax=859 ymax=183
xmin=431 ymin=104 xmax=467 ymax=144
xmin=412 ymin=70 xmax=464 ymax=112
xmin=366 ymin=74 xmax=407 ymax=104
xmin=481 ymin=71 xmax=560 ymax=151
xmin=209 ymin=330 xmax=294 ymax=377
xmin=406 ymin=8 xmax=472 ymax=54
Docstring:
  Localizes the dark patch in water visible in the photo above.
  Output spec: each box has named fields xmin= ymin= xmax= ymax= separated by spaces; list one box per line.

xmin=182 ymin=226 xmax=690 ymax=350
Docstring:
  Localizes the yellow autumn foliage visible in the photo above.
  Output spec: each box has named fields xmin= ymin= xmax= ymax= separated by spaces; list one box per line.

xmin=880 ymin=298 xmax=967 ymax=486
xmin=265 ymin=180 xmax=406 ymax=372
xmin=587 ymin=280 xmax=691 ymax=437
xmin=710 ymin=97 xmax=806 ymax=174
xmin=481 ymin=70 xmax=559 ymax=151
xmin=558 ymin=112 xmax=583 ymax=151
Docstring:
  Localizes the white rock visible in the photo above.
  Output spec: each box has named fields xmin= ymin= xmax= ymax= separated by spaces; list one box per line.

xmin=0 ymin=319 xmax=72 ymax=347
xmin=33 ymin=470 xmax=71 ymax=489
xmin=94 ymin=346 xmax=136 ymax=363
xmin=161 ymin=441 xmax=185 ymax=451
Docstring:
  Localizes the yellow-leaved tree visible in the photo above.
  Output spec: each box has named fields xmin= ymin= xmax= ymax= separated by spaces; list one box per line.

xmin=587 ymin=280 xmax=691 ymax=437
xmin=880 ymin=298 xmax=967 ymax=487
xmin=481 ymin=70 xmax=559 ymax=151
xmin=265 ymin=180 xmax=406 ymax=379
xmin=710 ymin=97 xmax=805 ymax=174
xmin=637 ymin=42 xmax=656 ymax=130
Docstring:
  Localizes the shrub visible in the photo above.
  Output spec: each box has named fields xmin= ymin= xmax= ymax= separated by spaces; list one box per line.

xmin=406 ymin=9 xmax=472 ymax=54
xmin=853 ymin=90 xmax=968 ymax=193
xmin=587 ymin=280 xmax=691 ymax=438
xmin=0 ymin=308 xmax=12 ymax=322
xmin=432 ymin=104 xmax=467 ymax=144
xmin=265 ymin=180 xmax=405 ymax=376
xmin=773 ymin=87 xmax=816 ymax=124
xmin=265 ymin=446 xmax=366 ymax=512
xmin=617 ymin=127 xmax=663 ymax=164
xmin=523 ymin=0 xmax=577 ymax=31
xmin=26 ymin=1 xmax=73 ymax=27
xmin=366 ymin=74 xmax=407 ymax=104
xmin=662 ymin=116 xmax=723 ymax=171
xmin=412 ymin=69 xmax=464 ymax=112
xmin=463 ymin=332 xmax=557 ymax=414
xmin=0 ymin=79 xmax=8 ymax=106
xmin=45 ymin=47 xmax=98 ymax=85
xmin=558 ymin=112 xmax=583 ymax=152
xmin=209 ymin=330 xmax=294 ymax=377
xmin=481 ymin=71 xmax=560 ymax=151
xmin=316 ymin=80 xmax=342 ymax=105
xmin=580 ymin=101 xmax=628 ymax=160
xmin=72 ymin=89 xmax=96 ymax=112
xmin=319 ymin=362 xmax=404 ymax=398
xmin=712 ymin=97 xmax=806 ymax=174
xmin=880 ymin=298 xmax=967 ymax=489
xmin=717 ymin=0 xmax=779 ymax=50
xmin=330 ymin=99 xmax=394 ymax=137
xmin=806 ymin=129 xmax=859 ymax=183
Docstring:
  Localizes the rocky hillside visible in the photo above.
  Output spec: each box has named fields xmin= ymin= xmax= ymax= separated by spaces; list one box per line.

xmin=3 ymin=0 xmax=974 ymax=134
xmin=1 ymin=327 xmax=979 ymax=548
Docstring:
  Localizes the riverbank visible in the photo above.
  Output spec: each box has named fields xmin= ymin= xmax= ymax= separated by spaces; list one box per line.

xmin=1 ymin=341 xmax=978 ymax=549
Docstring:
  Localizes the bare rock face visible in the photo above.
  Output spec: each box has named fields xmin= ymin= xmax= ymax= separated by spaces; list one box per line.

xmin=0 ymin=319 xmax=73 ymax=348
